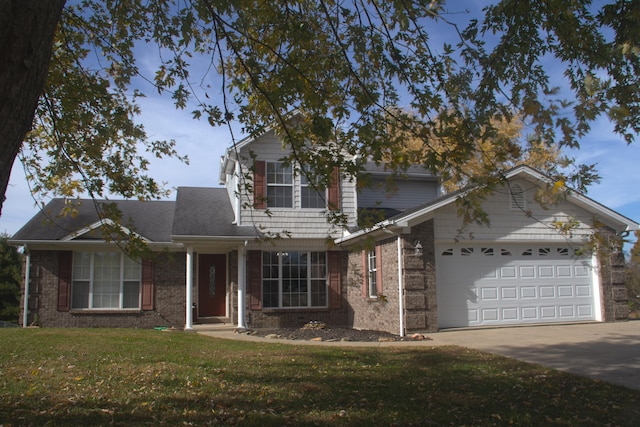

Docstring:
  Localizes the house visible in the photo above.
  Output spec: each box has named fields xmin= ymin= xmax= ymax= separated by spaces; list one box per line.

xmin=10 ymin=127 xmax=639 ymax=335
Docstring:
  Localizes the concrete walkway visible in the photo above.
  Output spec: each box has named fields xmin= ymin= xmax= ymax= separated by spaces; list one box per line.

xmin=195 ymin=321 xmax=640 ymax=391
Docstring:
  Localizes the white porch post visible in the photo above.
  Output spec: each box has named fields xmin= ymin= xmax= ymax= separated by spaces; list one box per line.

xmin=185 ymin=246 xmax=194 ymax=330
xmin=237 ymin=241 xmax=247 ymax=329
xmin=22 ymin=246 xmax=30 ymax=328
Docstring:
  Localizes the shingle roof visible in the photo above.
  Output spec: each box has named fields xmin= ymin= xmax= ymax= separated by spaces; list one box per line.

xmin=171 ymin=187 xmax=258 ymax=238
xmin=11 ymin=198 xmax=176 ymax=242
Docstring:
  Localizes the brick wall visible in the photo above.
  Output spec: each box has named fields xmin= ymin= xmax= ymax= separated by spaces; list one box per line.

xmin=21 ymin=250 xmax=187 ymax=328
xmin=344 ymin=237 xmax=402 ymax=335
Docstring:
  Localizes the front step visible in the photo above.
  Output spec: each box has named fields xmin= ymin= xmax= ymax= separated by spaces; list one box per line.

xmin=196 ymin=316 xmax=231 ymax=325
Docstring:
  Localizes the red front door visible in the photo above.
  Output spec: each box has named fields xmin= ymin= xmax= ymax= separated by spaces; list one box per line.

xmin=198 ymin=254 xmax=227 ymax=317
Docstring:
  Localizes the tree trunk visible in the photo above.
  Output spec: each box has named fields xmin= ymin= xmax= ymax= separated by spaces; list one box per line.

xmin=0 ymin=0 xmax=65 ymax=216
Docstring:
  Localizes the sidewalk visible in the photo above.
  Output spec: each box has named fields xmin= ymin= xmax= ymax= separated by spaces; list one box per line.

xmin=195 ymin=321 xmax=640 ymax=390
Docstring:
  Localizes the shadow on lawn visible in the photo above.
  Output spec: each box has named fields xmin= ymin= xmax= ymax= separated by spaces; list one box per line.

xmin=4 ymin=345 xmax=639 ymax=426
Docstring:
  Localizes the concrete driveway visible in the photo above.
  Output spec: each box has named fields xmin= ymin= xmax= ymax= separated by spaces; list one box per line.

xmin=428 ymin=321 xmax=640 ymax=391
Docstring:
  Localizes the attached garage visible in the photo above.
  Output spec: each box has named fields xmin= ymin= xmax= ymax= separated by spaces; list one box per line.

xmin=436 ymin=243 xmax=600 ymax=328
xmin=337 ymin=166 xmax=636 ymax=336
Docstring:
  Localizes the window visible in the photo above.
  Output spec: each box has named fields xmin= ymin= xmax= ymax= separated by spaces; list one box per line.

xmin=71 ymin=252 xmax=141 ymax=309
xmin=300 ymin=169 xmax=325 ymax=209
xmin=262 ymin=251 xmax=327 ymax=308
xmin=266 ymin=162 xmax=293 ymax=207
xmin=366 ymin=249 xmax=378 ymax=298
xmin=510 ymin=184 xmax=526 ymax=210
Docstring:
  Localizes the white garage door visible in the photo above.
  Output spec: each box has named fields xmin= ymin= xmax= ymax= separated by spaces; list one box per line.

xmin=436 ymin=244 xmax=598 ymax=328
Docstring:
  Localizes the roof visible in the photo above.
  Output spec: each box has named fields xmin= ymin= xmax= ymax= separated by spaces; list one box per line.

xmin=337 ymin=165 xmax=640 ymax=244
xmin=171 ymin=187 xmax=258 ymax=239
xmin=11 ymin=188 xmax=259 ymax=247
xmin=11 ymin=198 xmax=176 ymax=243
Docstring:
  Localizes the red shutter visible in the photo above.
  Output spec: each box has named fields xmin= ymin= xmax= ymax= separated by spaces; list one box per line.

xmin=361 ymin=250 xmax=368 ymax=297
xmin=375 ymin=244 xmax=383 ymax=295
xmin=141 ymin=259 xmax=154 ymax=311
xmin=328 ymin=167 xmax=340 ymax=210
xmin=248 ymin=250 xmax=262 ymax=309
xmin=254 ymin=160 xmax=266 ymax=209
xmin=328 ymin=251 xmax=342 ymax=308
xmin=57 ymin=251 xmax=72 ymax=311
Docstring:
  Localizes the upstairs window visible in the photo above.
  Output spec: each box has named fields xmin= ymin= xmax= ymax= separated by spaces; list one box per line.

xmin=266 ymin=162 xmax=293 ymax=208
xmin=300 ymin=169 xmax=325 ymax=209
xmin=253 ymin=160 xmax=340 ymax=210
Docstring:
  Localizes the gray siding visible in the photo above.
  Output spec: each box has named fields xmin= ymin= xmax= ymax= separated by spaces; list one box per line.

xmin=359 ymin=178 xmax=438 ymax=211
xmin=434 ymin=177 xmax=596 ymax=242
xmin=228 ymin=130 xmax=358 ymax=238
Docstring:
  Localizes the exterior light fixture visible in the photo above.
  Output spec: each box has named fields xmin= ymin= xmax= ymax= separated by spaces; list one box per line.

xmin=414 ymin=240 xmax=423 ymax=255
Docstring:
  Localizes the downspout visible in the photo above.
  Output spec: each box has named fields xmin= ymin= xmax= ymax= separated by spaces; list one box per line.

xmin=22 ymin=246 xmax=30 ymax=328
xmin=237 ymin=240 xmax=248 ymax=329
xmin=185 ymin=246 xmax=194 ymax=330
xmin=397 ymin=235 xmax=405 ymax=337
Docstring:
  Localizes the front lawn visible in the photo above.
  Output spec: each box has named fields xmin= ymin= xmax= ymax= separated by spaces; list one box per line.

xmin=0 ymin=329 xmax=638 ymax=426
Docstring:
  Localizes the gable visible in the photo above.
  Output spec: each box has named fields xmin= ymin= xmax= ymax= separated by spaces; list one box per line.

xmin=336 ymin=166 xmax=639 ymax=245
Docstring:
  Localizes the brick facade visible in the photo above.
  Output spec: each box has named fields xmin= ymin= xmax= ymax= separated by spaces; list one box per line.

xmin=19 ymin=224 xmax=630 ymax=332
xmin=21 ymin=250 xmax=187 ymax=328
xmin=344 ymin=236 xmax=401 ymax=334
xmin=342 ymin=220 xmax=438 ymax=336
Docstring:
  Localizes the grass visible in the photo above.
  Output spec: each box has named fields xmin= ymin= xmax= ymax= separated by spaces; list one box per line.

xmin=1 ymin=329 xmax=638 ymax=426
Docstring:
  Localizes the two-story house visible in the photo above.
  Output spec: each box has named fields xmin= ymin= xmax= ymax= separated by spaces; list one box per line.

xmin=10 ymin=125 xmax=639 ymax=335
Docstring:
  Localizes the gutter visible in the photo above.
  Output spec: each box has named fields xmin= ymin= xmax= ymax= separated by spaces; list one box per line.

xmin=380 ymin=225 xmax=405 ymax=338
xmin=396 ymin=235 xmax=405 ymax=337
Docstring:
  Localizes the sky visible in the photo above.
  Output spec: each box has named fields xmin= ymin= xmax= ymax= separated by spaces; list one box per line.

xmin=1 ymin=2 xmax=639 ymax=251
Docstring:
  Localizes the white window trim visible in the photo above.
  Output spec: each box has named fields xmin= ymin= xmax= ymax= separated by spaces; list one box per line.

xmin=263 ymin=251 xmax=328 ymax=309
xmin=266 ymin=161 xmax=294 ymax=208
xmin=367 ymin=249 xmax=378 ymax=298
xmin=72 ymin=252 xmax=141 ymax=310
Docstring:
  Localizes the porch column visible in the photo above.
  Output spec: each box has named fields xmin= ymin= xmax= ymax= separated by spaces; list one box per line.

xmin=185 ymin=246 xmax=194 ymax=330
xmin=22 ymin=246 xmax=30 ymax=328
xmin=237 ymin=241 xmax=247 ymax=329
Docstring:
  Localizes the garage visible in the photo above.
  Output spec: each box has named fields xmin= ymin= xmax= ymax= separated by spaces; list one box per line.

xmin=436 ymin=243 xmax=599 ymax=329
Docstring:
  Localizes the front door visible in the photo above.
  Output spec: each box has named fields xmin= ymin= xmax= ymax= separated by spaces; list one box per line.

xmin=198 ymin=254 xmax=227 ymax=317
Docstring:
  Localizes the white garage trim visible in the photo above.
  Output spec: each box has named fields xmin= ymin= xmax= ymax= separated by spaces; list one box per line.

xmin=436 ymin=243 xmax=599 ymax=329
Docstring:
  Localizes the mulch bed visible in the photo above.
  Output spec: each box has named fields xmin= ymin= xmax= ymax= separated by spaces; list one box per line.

xmin=239 ymin=322 xmax=431 ymax=342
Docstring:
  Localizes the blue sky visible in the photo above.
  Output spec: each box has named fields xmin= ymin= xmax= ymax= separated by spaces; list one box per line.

xmin=2 ymin=1 xmax=639 ymax=250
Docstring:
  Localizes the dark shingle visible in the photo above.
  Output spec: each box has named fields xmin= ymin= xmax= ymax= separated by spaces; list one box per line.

xmin=172 ymin=187 xmax=258 ymax=238
xmin=11 ymin=199 xmax=175 ymax=242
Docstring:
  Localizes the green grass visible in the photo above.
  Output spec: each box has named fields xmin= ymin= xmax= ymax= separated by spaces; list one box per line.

xmin=1 ymin=329 xmax=638 ymax=426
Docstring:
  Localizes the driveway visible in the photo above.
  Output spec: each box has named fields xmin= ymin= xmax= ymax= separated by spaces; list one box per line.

xmin=428 ymin=321 xmax=640 ymax=391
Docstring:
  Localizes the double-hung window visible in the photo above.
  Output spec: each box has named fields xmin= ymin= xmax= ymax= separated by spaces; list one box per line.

xmin=262 ymin=251 xmax=327 ymax=308
xmin=300 ymin=168 xmax=325 ymax=209
xmin=71 ymin=252 xmax=141 ymax=309
xmin=366 ymin=249 xmax=378 ymax=298
xmin=266 ymin=162 xmax=293 ymax=208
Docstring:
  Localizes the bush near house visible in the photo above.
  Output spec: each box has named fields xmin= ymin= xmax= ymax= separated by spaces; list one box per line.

xmin=0 ymin=234 xmax=21 ymax=324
